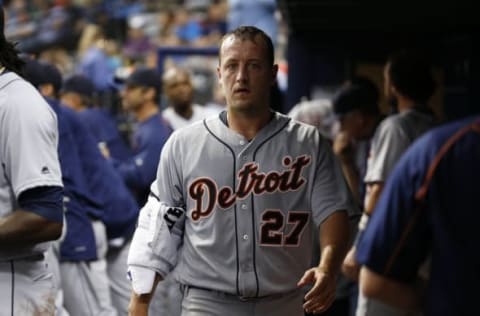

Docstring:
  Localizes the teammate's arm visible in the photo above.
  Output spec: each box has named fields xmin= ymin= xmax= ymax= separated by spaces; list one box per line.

xmin=364 ymin=182 xmax=384 ymax=215
xmin=0 ymin=186 xmax=63 ymax=249
xmin=342 ymin=181 xmax=384 ymax=280
xmin=128 ymin=273 xmax=162 ymax=316
xmin=298 ymin=211 xmax=350 ymax=314
xmin=360 ymin=267 xmax=425 ymax=311
xmin=333 ymin=131 xmax=360 ymax=203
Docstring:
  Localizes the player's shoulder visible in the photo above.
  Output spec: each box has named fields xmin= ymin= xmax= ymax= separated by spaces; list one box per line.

xmin=282 ymin=111 xmax=322 ymax=138
xmin=0 ymin=72 xmax=56 ymax=120
xmin=410 ymin=115 xmax=480 ymax=156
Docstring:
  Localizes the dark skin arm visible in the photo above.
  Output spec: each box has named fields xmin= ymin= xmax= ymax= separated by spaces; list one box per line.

xmin=0 ymin=210 xmax=62 ymax=250
xmin=297 ymin=211 xmax=350 ymax=314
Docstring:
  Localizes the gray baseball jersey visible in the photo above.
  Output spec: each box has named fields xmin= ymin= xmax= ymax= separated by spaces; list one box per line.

xmin=155 ymin=111 xmax=356 ymax=298
xmin=364 ymin=108 xmax=435 ymax=184
xmin=0 ymin=72 xmax=63 ymax=259
xmin=0 ymin=72 xmax=63 ymax=315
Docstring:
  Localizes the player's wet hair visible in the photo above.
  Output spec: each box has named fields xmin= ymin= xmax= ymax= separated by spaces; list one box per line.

xmin=0 ymin=7 xmax=25 ymax=75
xmin=387 ymin=50 xmax=435 ymax=104
xmin=219 ymin=26 xmax=274 ymax=67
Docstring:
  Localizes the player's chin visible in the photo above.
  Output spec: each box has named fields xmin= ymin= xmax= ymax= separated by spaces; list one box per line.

xmin=230 ymin=101 xmax=255 ymax=112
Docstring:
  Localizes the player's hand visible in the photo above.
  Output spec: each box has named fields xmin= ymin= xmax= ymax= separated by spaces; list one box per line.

xmin=297 ymin=267 xmax=336 ymax=314
xmin=342 ymin=246 xmax=360 ymax=281
xmin=333 ymin=131 xmax=354 ymax=164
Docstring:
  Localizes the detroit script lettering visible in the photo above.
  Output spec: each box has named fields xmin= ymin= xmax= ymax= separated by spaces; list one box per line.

xmin=188 ymin=155 xmax=311 ymax=220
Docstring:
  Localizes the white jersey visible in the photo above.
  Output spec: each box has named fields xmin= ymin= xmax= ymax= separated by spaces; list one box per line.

xmin=155 ymin=112 xmax=356 ymax=298
xmin=0 ymin=72 xmax=63 ymax=260
xmin=162 ymin=104 xmax=216 ymax=130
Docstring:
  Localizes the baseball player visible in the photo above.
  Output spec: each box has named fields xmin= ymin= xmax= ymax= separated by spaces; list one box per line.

xmin=60 ymin=74 xmax=132 ymax=161
xmin=128 ymin=26 xmax=356 ymax=316
xmin=23 ymin=59 xmax=118 ymax=316
xmin=115 ymin=68 xmax=172 ymax=205
xmin=161 ymin=66 xmax=217 ymax=130
xmin=357 ymin=116 xmax=480 ymax=315
xmin=0 ymin=11 xmax=64 ymax=315
xmin=340 ymin=51 xmax=436 ymax=315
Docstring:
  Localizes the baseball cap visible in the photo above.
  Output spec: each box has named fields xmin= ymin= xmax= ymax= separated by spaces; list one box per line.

xmin=124 ymin=68 xmax=161 ymax=92
xmin=23 ymin=59 xmax=62 ymax=93
xmin=332 ymin=82 xmax=379 ymax=117
xmin=62 ymin=75 xmax=95 ymax=98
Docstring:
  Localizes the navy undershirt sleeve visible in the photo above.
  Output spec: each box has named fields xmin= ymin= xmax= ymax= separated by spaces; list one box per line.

xmin=18 ymin=186 xmax=64 ymax=223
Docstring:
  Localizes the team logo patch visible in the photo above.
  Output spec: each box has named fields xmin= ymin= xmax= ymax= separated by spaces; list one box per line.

xmin=163 ymin=207 xmax=186 ymax=232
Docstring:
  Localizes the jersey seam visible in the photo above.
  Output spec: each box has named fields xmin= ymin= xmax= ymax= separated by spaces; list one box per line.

xmin=15 ymin=179 xmax=63 ymax=199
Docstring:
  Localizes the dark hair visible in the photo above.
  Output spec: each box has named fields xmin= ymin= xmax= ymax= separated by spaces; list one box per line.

xmin=387 ymin=50 xmax=435 ymax=104
xmin=0 ymin=7 xmax=25 ymax=75
xmin=220 ymin=26 xmax=274 ymax=66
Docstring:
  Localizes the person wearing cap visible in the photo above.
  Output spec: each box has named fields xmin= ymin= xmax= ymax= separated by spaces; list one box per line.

xmin=116 ymin=67 xmax=173 ymax=206
xmin=342 ymin=51 xmax=437 ymax=316
xmin=60 ymin=74 xmax=141 ymax=315
xmin=61 ymin=74 xmax=132 ymax=161
xmin=161 ymin=66 xmax=217 ymax=130
xmin=22 ymin=58 xmax=114 ymax=316
xmin=24 ymin=59 xmax=140 ymax=316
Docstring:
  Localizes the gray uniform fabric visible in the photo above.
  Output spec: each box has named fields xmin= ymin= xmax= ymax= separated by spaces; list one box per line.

xmin=180 ymin=286 xmax=304 ymax=316
xmin=0 ymin=72 xmax=63 ymax=315
xmin=364 ymin=108 xmax=435 ymax=184
xmin=358 ymin=108 xmax=435 ymax=316
xmin=61 ymin=220 xmax=117 ymax=316
xmin=154 ymin=112 xmax=356 ymax=312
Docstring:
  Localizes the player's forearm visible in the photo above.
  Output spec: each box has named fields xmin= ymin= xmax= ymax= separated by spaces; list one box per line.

xmin=364 ymin=183 xmax=384 ymax=215
xmin=318 ymin=211 xmax=350 ymax=275
xmin=339 ymin=161 xmax=360 ymax=203
xmin=128 ymin=273 xmax=162 ymax=316
xmin=0 ymin=210 xmax=62 ymax=249
xmin=360 ymin=267 xmax=424 ymax=311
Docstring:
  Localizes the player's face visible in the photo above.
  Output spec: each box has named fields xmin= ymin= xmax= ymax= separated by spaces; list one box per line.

xmin=339 ymin=111 xmax=365 ymax=140
xmin=60 ymin=92 xmax=81 ymax=111
xmin=121 ymin=84 xmax=147 ymax=112
xmin=217 ymin=35 xmax=277 ymax=114
xmin=164 ymin=72 xmax=194 ymax=111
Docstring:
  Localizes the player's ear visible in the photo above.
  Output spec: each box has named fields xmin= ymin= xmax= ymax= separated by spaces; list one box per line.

xmin=271 ymin=64 xmax=278 ymax=85
xmin=216 ymin=65 xmax=222 ymax=80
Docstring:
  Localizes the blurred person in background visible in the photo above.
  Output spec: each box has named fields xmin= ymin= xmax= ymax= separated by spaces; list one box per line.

xmin=115 ymin=67 xmax=172 ymax=205
xmin=162 ymin=66 xmax=216 ymax=130
xmin=342 ymin=50 xmax=437 ymax=316
xmin=60 ymin=74 xmax=132 ymax=161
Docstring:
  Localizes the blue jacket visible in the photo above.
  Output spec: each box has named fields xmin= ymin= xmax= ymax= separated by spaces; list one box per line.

xmin=77 ymin=107 xmax=132 ymax=161
xmin=47 ymin=98 xmax=97 ymax=261
xmin=59 ymin=102 xmax=140 ymax=240
xmin=114 ymin=113 xmax=172 ymax=205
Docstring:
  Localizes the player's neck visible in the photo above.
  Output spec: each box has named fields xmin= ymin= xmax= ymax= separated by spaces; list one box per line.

xmin=397 ymin=96 xmax=416 ymax=112
xmin=227 ymin=107 xmax=272 ymax=140
xmin=136 ymin=103 xmax=159 ymax=122
xmin=173 ymin=104 xmax=193 ymax=120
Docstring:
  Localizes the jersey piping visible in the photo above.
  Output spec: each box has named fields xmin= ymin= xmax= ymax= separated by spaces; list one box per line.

xmin=203 ymin=119 xmax=241 ymax=296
